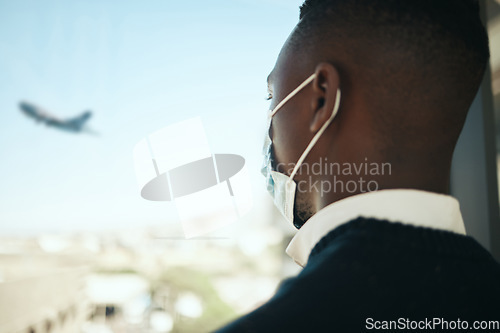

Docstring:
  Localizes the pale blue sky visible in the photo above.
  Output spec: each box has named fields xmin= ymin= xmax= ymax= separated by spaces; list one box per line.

xmin=0 ymin=0 xmax=304 ymax=234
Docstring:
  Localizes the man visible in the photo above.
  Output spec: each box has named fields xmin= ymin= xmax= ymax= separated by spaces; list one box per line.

xmin=217 ymin=0 xmax=500 ymax=331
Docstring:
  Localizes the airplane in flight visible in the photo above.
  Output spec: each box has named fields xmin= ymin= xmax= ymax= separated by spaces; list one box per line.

xmin=19 ymin=101 xmax=96 ymax=134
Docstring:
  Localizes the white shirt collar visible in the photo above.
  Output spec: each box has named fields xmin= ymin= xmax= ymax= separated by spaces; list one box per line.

xmin=285 ymin=189 xmax=466 ymax=267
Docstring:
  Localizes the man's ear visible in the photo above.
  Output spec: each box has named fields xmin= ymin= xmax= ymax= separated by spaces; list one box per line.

xmin=309 ymin=62 xmax=340 ymax=133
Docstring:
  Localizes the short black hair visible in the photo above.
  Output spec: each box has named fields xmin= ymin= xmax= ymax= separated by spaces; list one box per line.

xmin=291 ymin=0 xmax=490 ymax=150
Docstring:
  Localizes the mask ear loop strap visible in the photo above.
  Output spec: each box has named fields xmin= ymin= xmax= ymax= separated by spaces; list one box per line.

xmin=289 ymin=89 xmax=342 ymax=181
xmin=269 ymin=74 xmax=316 ymax=118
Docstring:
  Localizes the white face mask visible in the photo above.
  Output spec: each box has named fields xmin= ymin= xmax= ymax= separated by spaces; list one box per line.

xmin=261 ymin=73 xmax=341 ymax=228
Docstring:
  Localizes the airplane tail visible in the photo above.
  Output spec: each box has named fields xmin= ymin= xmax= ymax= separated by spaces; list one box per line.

xmin=68 ymin=111 xmax=92 ymax=130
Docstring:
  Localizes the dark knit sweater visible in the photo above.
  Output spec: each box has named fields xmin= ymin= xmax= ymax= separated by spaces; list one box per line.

xmin=215 ymin=217 xmax=500 ymax=332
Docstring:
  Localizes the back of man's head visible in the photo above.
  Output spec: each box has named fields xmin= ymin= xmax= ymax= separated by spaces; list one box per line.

xmin=291 ymin=0 xmax=489 ymax=154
